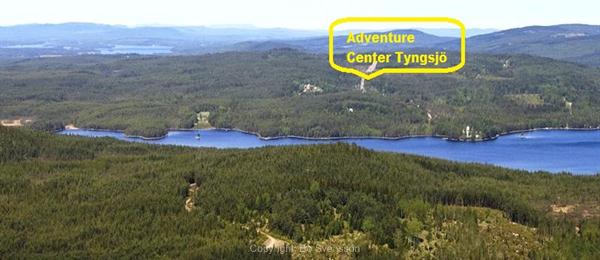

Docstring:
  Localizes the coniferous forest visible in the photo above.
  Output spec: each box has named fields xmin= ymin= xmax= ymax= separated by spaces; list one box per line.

xmin=1 ymin=3 xmax=600 ymax=259
xmin=1 ymin=50 xmax=600 ymax=139
xmin=1 ymin=126 xmax=599 ymax=258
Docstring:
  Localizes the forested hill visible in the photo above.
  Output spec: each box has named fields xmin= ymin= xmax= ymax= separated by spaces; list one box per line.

xmin=228 ymin=24 xmax=600 ymax=67
xmin=465 ymin=24 xmax=600 ymax=67
xmin=1 ymin=50 xmax=600 ymax=139
xmin=1 ymin=126 xmax=600 ymax=258
xmin=223 ymin=29 xmax=457 ymax=54
xmin=2 ymin=23 xmax=599 ymax=67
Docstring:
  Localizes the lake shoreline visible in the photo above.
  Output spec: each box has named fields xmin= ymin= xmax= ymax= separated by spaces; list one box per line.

xmin=59 ymin=125 xmax=600 ymax=143
xmin=58 ymin=126 xmax=600 ymax=174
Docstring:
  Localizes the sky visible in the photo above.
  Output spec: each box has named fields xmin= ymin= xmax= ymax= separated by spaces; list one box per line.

xmin=0 ymin=0 xmax=598 ymax=30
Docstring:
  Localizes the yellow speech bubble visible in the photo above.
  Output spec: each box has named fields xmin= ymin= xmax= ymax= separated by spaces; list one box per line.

xmin=328 ymin=17 xmax=466 ymax=80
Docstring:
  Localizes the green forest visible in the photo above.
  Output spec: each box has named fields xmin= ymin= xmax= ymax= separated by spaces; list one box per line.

xmin=1 ymin=126 xmax=599 ymax=258
xmin=1 ymin=50 xmax=600 ymax=138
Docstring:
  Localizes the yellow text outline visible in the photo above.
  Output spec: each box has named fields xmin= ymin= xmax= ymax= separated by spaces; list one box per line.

xmin=328 ymin=17 xmax=466 ymax=80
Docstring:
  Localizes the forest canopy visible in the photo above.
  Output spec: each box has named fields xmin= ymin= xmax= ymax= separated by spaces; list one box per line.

xmin=1 ymin=50 xmax=599 ymax=139
xmin=1 ymin=126 xmax=599 ymax=258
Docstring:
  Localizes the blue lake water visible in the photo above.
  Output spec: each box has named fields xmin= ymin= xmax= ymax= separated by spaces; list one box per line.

xmin=97 ymin=45 xmax=173 ymax=55
xmin=1 ymin=43 xmax=51 ymax=49
xmin=59 ymin=129 xmax=600 ymax=175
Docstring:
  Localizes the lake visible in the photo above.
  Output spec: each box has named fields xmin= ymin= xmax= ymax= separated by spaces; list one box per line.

xmin=96 ymin=45 xmax=173 ymax=55
xmin=1 ymin=43 xmax=51 ymax=49
xmin=59 ymin=129 xmax=600 ymax=175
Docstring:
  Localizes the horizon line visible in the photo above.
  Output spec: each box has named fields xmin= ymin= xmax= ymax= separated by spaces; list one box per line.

xmin=1 ymin=21 xmax=597 ymax=31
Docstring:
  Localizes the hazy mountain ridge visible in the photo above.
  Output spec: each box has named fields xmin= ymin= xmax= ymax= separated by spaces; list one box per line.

xmin=225 ymin=29 xmax=457 ymax=53
xmin=0 ymin=22 xmax=325 ymax=58
xmin=0 ymin=23 xmax=599 ymax=66
xmin=0 ymin=22 xmax=324 ymax=43
xmin=233 ymin=24 xmax=600 ymax=66
xmin=464 ymin=24 xmax=600 ymax=66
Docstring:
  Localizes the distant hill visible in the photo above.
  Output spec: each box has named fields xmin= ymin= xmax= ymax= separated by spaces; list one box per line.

xmin=3 ymin=50 xmax=600 ymax=139
xmin=0 ymin=23 xmax=187 ymax=43
xmin=221 ymin=24 xmax=600 ymax=67
xmin=0 ymin=23 xmax=324 ymax=58
xmin=0 ymin=23 xmax=324 ymax=44
xmin=224 ymin=29 xmax=457 ymax=53
xmin=465 ymin=24 xmax=600 ymax=66
xmin=418 ymin=28 xmax=497 ymax=37
xmin=1 ymin=23 xmax=599 ymax=67
xmin=220 ymin=40 xmax=304 ymax=52
xmin=230 ymin=24 xmax=600 ymax=67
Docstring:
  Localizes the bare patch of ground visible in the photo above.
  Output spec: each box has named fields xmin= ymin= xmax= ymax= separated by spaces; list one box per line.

xmin=260 ymin=230 xmax=288 ymax=250
xmin=64 ymin=124 xmax=79 ymax=130
xmin=184 ymin=183 xmax=199 ymax=212
xmin=195 ymin=111 xmax=212 ymax=128
xmin=0 ymin=118 xmax=29 ymax=127
xmin=357 ymin=61 xmax=377 ymax=93
xmin=551 ymin=204 xmax=576 ymax=214
xmin=550 ymin=203 xmax=600 ymax=219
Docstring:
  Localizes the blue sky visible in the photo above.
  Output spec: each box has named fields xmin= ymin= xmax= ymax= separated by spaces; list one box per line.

xmin=0 ymin=0 xmax=597 ymax=29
